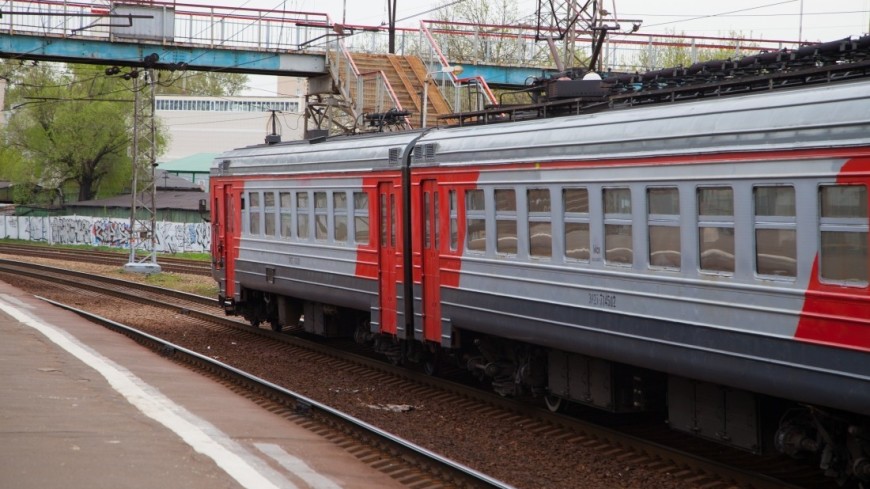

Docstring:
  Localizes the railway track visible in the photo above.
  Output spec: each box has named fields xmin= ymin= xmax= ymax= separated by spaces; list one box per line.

xmin=0 ymin=259 xmax=837 ymax=489
xmin=0 ymin=242 xmax=211 ymax=276
xmin=0 ymin=259 xmax=504 ymax=488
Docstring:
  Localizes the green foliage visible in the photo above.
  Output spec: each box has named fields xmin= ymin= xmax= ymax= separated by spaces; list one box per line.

xmin=624 ymin=30 xmax=759 ymax=71
xmin=0 ymin=63 xmax=168 ymax=204
xmin=434 ymin=0 xmax=551 ymax=66
xmin=0 ymin=64 xmax=245 ymax=206
xmin=0 ymin=144 xmax=24 ymax=180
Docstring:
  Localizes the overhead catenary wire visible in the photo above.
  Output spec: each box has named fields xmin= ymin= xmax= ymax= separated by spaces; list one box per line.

xmin=638 ymin=0 xmax=798 ymax=29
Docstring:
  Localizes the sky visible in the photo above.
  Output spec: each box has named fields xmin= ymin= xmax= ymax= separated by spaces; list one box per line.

xmin=196 ymin=0 xmax=870 ymax=95
xmin=208 ymin=0 xmax=870 ymax=41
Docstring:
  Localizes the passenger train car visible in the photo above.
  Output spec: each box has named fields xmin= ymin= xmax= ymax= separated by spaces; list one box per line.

xmin=211 ymin=64 xmax=870 ymax=483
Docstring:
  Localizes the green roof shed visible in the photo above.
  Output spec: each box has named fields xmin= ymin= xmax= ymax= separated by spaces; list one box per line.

xmin=158 ymin=153 xmax=217 ymax=190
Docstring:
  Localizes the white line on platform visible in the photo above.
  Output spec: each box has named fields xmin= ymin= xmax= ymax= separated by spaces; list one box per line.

xmin=256 ymin=443 xmax=343 ymax=489
xmin=0 ymin=298 xmax=295 ymax=489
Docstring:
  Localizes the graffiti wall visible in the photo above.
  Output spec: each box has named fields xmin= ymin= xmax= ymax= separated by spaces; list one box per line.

xmin=0 ymin=216 xmax=211 ymax=253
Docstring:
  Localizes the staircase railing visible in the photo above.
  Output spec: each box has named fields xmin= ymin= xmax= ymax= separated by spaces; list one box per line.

xmin=326 ymin=38 xmax=412 ymax=132
xmin=419 ymin=21 xmax=498 ymax=116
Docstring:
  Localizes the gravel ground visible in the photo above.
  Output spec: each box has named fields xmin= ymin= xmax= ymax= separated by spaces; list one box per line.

xmin=1 ymin=253 xmax=732 ymax=489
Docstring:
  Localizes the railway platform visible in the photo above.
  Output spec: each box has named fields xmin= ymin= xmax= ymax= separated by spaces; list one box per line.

xmin=0 ymin=278 xmax=407 ymax=489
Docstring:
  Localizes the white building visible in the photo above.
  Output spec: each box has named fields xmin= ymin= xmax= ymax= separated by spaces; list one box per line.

xmin=156 ymin=91 xmax=305 ymax=163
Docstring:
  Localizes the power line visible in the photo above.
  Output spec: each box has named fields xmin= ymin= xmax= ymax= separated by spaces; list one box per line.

xmin=165 ymin=114 xmax=281 ymax=126
xmin=640 ymin=0 xmax=798 ymax=29
xmin=625 ymin=10 xmax=867 ymax=18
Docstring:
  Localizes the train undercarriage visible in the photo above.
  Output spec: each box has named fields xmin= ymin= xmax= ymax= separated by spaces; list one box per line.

xmin=225 ymin=287 xmax=870 ymax=487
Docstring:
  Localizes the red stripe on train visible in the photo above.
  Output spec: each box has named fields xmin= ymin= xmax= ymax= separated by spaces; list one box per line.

xmin=796 ymin=157 xmax=870 ymax=351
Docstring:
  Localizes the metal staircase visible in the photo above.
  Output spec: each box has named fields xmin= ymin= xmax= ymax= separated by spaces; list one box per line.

xmin=306 ymin=25 xmax=497 ymax=136
xmin=305 ymin=47 xmax=453 ymax=135
xmin=354 ymin=52 xmax=453 ymax=129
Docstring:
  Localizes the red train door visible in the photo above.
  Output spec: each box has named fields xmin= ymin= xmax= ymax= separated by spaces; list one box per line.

xmin=378 ymin=182 xmax=398 ymax=334
xmin=421 ymin=180 xmax=441 ymax=342
xmin=212 ymin=182 xmax=240 ymax=302
xmin=211 ymin=190 xmax=224 ymax=271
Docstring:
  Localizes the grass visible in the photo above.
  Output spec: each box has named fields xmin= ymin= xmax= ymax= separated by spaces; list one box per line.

xmin=0 ymin=238 xmax=212 ymax=261
xmin=132 ymin=270 xmax=219 ymax=297
xmin=0 ymin=238 xmax=218 ymax=297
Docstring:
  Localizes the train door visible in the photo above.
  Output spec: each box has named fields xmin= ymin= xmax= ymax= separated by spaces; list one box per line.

xmin=212 ymin=182 xmax=240 ymax=304
xmin=420 ymin=180 xmax=441 ymax=342
xmin=377 ymin=182 xmax=398 ymax=334
xmin=211 ymin=189 xmax=224 ymax=271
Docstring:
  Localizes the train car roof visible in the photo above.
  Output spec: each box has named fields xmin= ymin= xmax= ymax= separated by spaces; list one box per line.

xmin=409 ymin=79 xmax=870 ymax=168
xmin=211 ymin=129 xmax=425 ymax=176
xmin=212 ymin=78 xmax=870 ymax=176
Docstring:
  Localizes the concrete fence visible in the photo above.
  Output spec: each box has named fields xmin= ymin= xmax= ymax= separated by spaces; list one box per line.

xmin=1 ymin=216 xmax=211 ymax=254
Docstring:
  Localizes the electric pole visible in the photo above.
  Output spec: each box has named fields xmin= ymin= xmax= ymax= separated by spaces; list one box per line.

xmin=124 ymin=63 xmax=161 ymax=274
xmin=387 ymin=0 xmax=397 ymax=53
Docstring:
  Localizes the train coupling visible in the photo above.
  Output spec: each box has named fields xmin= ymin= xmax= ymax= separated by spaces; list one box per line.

xmin=218 ymin=296 xmax=237 ymax=315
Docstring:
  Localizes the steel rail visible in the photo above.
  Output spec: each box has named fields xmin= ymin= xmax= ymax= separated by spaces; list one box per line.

xmin=0 ymin=259 xmax=821 ymax=489
xmin=35 ymin=295 xmax=515 ymax=489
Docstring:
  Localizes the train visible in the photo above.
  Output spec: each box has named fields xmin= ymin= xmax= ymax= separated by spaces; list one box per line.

xmin=210 ymin=42 xmax=870 ymax=485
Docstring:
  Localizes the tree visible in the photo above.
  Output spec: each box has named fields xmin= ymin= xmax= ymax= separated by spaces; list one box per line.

xmin=1 ymin=60 xmax=253 ymax=205
xmin=626 ymin=30 xmax=760 ymax=72
xmin=2 ymin=63 xmax=153 ymax=204
xmin=433 ymin=0 xmax=551 ymax=66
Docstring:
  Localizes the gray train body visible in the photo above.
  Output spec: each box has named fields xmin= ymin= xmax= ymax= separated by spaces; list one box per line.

xmin=211 ymin=80 xmax=870 ymax=480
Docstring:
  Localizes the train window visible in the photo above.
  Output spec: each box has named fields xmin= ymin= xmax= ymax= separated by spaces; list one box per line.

xmin=297 ymin=192 xmax=310 ymax=239
xmin=227 ymin=195 xmax=235 ymax=234
xmin=698 ymin=187 xmax=735 ymax=273
xmin=465 ymin=189 xmax=486 ymax=252
xmin=563 ymin=188 xmax=590 ymax=261
xmin=819 ymin=185 xmax=868 ymax=284
xmin=334 ymin=192 xmax=348 ymax=243
xmin=449 ymin=191 xmax=458 ymax=251
xmin=495 ymin=189 xmax=517 ymax=255
xmin=528 ymin=188 xmax=552 ymax=258
xmin=754 ymin=186 xmax=796 ymax=277
xmin=263 ymin=192 xmax=276 ymax=237
xmin=314 ymin=192 xmax=328 ymax=240
xmin=648 ymin=187 xmax=680 ymax=270
xmin=248 ymin=192 xmax=261 ymax=235
xmin=353 ymin=192 xmax=369 ymax=244
xmin=604 ymin=188 xmax=632 ymax=266
xmin=279 ymin=192 xmax=293 ymax=238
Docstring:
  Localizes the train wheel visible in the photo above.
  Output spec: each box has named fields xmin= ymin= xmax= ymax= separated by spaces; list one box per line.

xmin=545 ymin=394 xmax=563 ymax=413
xmin=423 ymin=345 xmax=441 ymax=376
xmin=353 ymin=322 xmax=371 ymax=344
xmin=423 ymin=358 xmax=439 ymax=376
xmin=270 ymin=322 xmax=282 ymax=332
